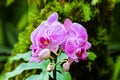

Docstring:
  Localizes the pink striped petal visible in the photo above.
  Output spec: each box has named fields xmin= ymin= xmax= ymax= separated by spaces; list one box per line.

xmin=47 ymin=12 xmax=58 ymax=24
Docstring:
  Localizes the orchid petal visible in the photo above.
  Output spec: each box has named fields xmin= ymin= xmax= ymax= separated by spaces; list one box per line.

xmin=31 ymin=22 xmax=47 ymax=44
xmin=80 ymin=51 xmax=88 ymax=60
xmin=35 ymin=24 xmax=50 ymax=46
xmin=68 ymin=57 xmax=74 ymax=64
xmin=61 ymin=41 xmax=66 ymax=51
xmin=47 ymin=12 xmax=58 ymax=24
xmin=47 ymin=44 xmax=59 ymax=52
xmin=64 ymin=18 xmax=72 ymax=30
xmin=49 ymin=22 xmax=66 ymax=45
xmin=65 ymin=38 xmax=78 ymax=60
xmin=86 ymin=42 xmax=91 ymax=50
xmin=72 ymin=23 xmax=88 ymax=40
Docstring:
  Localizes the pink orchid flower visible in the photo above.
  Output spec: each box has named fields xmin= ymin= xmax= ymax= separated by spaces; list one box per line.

xmin=62 ymin=19 xmax=91 ymax=63
xmin=30 ymin=12 xmax=67 ymax=62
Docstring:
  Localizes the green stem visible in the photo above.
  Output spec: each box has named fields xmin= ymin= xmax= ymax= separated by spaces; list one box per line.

xmin=52 ymin=48 xmax=61 ymax=80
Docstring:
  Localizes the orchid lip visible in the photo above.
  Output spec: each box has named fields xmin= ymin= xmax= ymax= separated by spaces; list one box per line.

xmin=76 ymin=48 xmax=85 ymax=58
xmin=39 ymin=37 xmax=50 ymax=45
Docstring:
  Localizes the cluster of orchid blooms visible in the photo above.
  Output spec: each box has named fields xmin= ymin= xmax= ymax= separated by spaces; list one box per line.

xmin=30 ymin=12 xmax=91 ymax=71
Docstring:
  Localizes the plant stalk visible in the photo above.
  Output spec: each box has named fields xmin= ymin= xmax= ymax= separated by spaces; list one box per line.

xmin=53 ymin=57 xmax=57 ymax=80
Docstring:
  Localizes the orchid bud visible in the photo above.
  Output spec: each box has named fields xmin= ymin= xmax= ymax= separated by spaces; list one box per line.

xmin=47 ymin=63 xmax=55 ymax=72
xmin=62 ymin=61 xmax=70 ymax=72
xmin=38 ymin=49 xmax=50 ymax=60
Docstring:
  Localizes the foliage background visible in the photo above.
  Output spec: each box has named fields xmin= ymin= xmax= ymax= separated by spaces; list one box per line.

xmin=0 ymin=0 xmax=120 ymax=80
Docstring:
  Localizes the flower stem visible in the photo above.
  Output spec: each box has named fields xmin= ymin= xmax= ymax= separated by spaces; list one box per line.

xmin=53 ymin=57 xmax=57 ymax=80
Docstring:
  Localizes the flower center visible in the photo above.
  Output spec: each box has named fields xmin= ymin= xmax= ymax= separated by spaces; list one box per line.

xmin=40 ymin=37 xmax=49 ymax=45
xmin=76 ymin=48 xmax=85 ymax=58
xmin=44 ymin=40 xmax=49 ymax=45
xmin=33 ymin=49 xmax=37 ymax=53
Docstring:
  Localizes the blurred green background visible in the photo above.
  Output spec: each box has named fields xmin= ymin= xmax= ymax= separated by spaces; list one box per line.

xmin=0 ymin=0 xmax=28 ymax=54
xmin=0 ymin=0 xmax=120 ymax=80
xmin=0 ymin=0 xmax=28 ymax=76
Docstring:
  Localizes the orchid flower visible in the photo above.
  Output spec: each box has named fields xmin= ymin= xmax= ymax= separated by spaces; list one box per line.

xmin=30 ymin=12 xmax=67 ymax=62
xmin=62 ymin=19 xmax=91 ymax=63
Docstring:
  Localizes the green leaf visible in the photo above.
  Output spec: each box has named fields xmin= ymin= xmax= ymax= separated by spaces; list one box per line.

xmin=26 ymin=75 xmax=40 ymax=80
xmin=6 ymin=0 xmax=14 ymax=6
xmin=56 ymin=53 xmax=72 ymax=80
xmin=112 ymin=56 xmax=120 ymax=80
xmin=40 ymin=60 xmax=50 ymax=70
xmin=62 ymin=72 xmax=72 ymax=80
xmin=57 ymin=64 xmax=64 ymax=73
xmin=57 ymin=72 xmax=64 ymax=80
xmin=57 ymin=53 xmax=68 ymax=63
xmin=39 ymin=71 xmax=49 ymax=80
xmin=10 ymin=51 xmax=31 ymax=63
xmin=5 ymin=62 xmax=41 ymax=80
xmin=26 ymin=71 xmax=49 ymax=80
xmin=57 ymin=72 xmax=72 ymax=80
xmin=56 ymin=64 xmax=72 ymax=80
xmin=49 ymin=71 xmax=53 ymax=78
xmin=5 ymin=60 xmax=50 ymax=80
xmin=88 ymin=52 xmax=97 ymax=61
